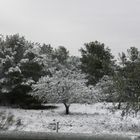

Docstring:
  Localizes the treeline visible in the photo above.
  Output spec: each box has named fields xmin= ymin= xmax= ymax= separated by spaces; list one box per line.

xmin=0 ymin=34 xmax=140 ymax=115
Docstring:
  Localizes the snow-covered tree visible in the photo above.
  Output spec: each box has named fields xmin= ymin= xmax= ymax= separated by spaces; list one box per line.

xmin=0 ymin=34 xmax=43 ymax=106
xmin=30 ymin=69 xmax=95 ymax=114
xmin=95 ymin=75 xmax=126 ymax=109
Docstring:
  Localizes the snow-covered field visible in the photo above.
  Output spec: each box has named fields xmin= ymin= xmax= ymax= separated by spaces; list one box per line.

xmin=0 ymin=103 xmax=140 ymax=136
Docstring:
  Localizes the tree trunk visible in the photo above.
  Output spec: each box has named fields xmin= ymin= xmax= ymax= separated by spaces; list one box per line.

xmin=118 ymin=102 xmax=121 ymax=109
xmin=64 ymin=103 xmax=70 ymax=115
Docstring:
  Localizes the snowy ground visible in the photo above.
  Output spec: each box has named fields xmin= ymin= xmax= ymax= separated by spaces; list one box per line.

xmin=0 ymin=103 xmax=140 ymax=136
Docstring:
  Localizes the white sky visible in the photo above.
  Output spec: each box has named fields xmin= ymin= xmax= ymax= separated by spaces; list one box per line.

xmin=0 ymin=0 xmax=140 ymax=57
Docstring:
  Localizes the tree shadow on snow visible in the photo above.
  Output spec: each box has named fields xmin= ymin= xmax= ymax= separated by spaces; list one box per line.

xmin=23 ymin=104 xmax=59 ymax=110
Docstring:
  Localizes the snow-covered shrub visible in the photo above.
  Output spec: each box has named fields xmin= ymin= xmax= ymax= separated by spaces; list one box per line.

xmin=0 ymin=112 xmax=14 ymax=130
xmin=0 ymin=111 xmax=22 ymax=130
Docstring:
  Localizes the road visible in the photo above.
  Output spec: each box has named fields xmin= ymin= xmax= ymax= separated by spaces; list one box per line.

xmin=0 ymin=131 xmax=139 ymax=140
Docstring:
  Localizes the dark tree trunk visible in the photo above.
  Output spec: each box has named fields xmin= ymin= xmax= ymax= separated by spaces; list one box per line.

xmin=64 ymin=103 xmax=70 ymax=115
xmin=118 ymin=102 xmax=121 ymax=109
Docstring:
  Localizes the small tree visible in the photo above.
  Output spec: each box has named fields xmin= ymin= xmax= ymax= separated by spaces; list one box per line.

xmin=31 ymin=69 xmax=94 ymax=114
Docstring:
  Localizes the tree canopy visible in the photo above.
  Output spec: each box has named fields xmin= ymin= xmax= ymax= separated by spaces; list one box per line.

xmin=80 ymin=41 xmax=115 ymax=85
xmin=0 ymin=34 xmax=43 ymax=107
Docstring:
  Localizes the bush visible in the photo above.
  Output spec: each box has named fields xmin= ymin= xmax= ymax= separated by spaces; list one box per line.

xmin=0 ymin=112 xmax=14 ymax=130
xmin=0 ymin=111 xmax=23 ymax=130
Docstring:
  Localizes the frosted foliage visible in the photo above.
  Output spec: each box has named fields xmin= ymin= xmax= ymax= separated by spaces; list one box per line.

xmin=0 ymin=38 xmax=42 ymax=94
xmin=8 ymin=66 xmax=21 ymax=73
xmin=40 ymin=54 xmax=63 ymax=74
xmin=1 ymin=55 xmax=14 ymax=64
xmin=20 ymin=59 xmax=29 ymax=64
xmin=31 ymin=69 xmax=96 ymax=104
xmin=21 ymin=79 xmax=35 ymax=86
xmin=95 ymin=75 xmax=117 ymax=102
xmin=24 ymin=47 xmax=39 ymax=57
xmin=0 ymin=78 xmax=6 ymax=84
